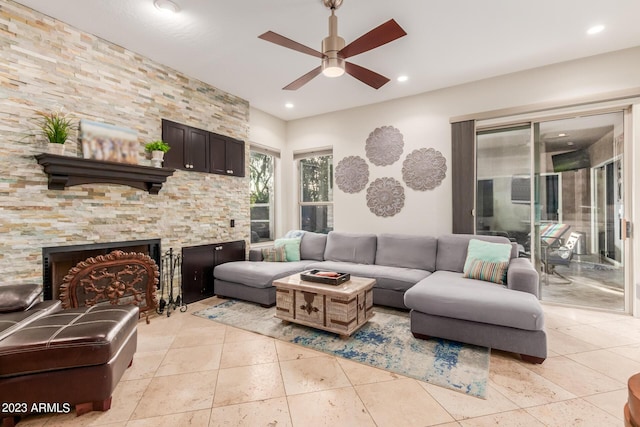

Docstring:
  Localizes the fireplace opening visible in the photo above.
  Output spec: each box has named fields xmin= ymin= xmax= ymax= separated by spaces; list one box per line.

xmin=42 ymin=239 xmax=162 ymax=301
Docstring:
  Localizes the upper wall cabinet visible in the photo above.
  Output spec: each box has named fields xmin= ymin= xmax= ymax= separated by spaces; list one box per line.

xmin=162 ymin=119 xmax=245 ymax=177
xmin=162 ymin=120 xmax=208 ymax=172
xmin=209 ymin=134 xmax=245 ymax=177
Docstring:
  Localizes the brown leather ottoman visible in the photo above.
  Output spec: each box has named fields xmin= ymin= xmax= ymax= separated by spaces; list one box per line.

xmin=0 ymin=304 xmax=138 ymax=426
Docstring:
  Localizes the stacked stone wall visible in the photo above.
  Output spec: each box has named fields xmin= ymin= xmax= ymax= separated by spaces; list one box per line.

xmin=0 ymin=1 xmax=250 ymax=283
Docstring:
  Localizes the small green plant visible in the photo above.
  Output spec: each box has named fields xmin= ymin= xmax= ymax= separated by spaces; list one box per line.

xmin=37 ymin=110 xmax=74 ymax=144
xmin=144 ymin=140 xmax=171 ymax=153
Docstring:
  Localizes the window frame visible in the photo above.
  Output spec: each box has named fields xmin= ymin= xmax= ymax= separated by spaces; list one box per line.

xmin=295 ymin=149 xmax=333 ymax=233
xmin=249 ymin=145 xmax=278 ymax=244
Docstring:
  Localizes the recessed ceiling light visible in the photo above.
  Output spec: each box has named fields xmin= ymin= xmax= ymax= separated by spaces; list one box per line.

xmin=558 ymin=133 xmax=567 ymax=137
xmin=397 ymin=75 xmax=409 ymax=82
xmin=567 ymin=141 xmax=575 ymax=146
xmin=285 ymin=103 xmax=294 ymax=109
xmin=587 ymin=25 xmax=604 ymax=35
xmin=154 ymin=0 xmax=180 ymax=14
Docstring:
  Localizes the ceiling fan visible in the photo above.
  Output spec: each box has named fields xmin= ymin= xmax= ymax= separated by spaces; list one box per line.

xmin=258 ymin=0 xmax=407 ymax=90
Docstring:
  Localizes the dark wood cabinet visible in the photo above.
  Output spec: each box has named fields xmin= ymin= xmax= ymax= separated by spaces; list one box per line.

xmin=162 ymin=119 xmax=244 ymax=176
xmin=181 ymin=245 xmax=214 ymax=304
xmin=162 ymin=120 xmax=184 ymax=170
xmin=225 ymin=138 xmax=245 ymax=177
xmin=188 ymin=128 xmax=209 ymax=172
xmin=209 ymin=134 xmax=245 ymax=177
xmin=162 ymin=119 xmax=209 ymax=172
xmin=208 ymin=134 xmax=227 ymax=175
xmin=181 ymin=240 xmax=245 ymax=304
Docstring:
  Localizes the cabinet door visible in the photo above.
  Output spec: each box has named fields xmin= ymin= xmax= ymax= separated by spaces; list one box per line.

xmin=162 ymin=119 xmax=187 ymax=170
xmin=214 ymin=240 xmax=246 ymax=265
xmin=181 ymin=245 xmax=215 ymax=304
xmin=188 ymin=128 xmax=209 ymax=172
xmin=225 ymin=138 xmax=245 ymax=177
xmin=208 ymin=135 xmax=227 ymax=175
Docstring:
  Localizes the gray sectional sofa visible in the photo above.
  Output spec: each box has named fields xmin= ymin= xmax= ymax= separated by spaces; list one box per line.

xmin=213 ymin=231 xmax=547 ymax=363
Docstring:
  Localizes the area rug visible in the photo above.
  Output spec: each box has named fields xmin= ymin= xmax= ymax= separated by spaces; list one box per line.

xmin=194 ymin=300 xmax=489 ymax=398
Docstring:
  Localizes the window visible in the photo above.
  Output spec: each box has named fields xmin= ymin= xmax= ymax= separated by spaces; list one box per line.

xmin=250 ymin=148 xmax=276 ymax=243
xmin=298 ymin=152 xmax=333 ymax=234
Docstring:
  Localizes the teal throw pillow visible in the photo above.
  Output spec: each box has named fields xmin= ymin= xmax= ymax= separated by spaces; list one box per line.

xmin=261 ymin=246 xmax=287 ymax=262
xmin=274 ymin=237 xmax=302 ymax=262
xmin=463 ymin=239 xmax=512 ymax=278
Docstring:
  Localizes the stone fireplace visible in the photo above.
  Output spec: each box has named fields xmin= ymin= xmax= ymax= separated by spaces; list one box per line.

xmin=42 ymin=239 xmax=162 ymax=301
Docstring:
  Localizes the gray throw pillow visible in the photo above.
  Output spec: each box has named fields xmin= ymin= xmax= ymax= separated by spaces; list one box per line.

xmin=324 ymin=231 xmax=377 ymax=265
xmin=375 ymin=233 xmax=437 ymax=271
xmin=300 ymin=232 xmax=327 ymax=261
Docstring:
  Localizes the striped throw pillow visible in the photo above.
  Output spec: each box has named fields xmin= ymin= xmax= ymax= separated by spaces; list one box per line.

xmin=262 ymin=246 xmax=287 ymax=262
xmin=463 ymin=259 xmax=509 ymax=285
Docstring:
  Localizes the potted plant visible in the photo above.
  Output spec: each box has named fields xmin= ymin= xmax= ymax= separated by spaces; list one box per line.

xmin=37 ymin=109 xmax=75 ymax=155
xmin=145 ymin=140 xmax=171 ymax=167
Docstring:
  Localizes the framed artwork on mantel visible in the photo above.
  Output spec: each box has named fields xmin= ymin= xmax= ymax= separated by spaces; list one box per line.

xmin=80 ymin=119 xmax=139 ymax=164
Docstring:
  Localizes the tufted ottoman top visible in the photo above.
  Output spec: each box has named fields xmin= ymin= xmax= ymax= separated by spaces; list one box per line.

xmin=0 ymin=304 xmax=138 ymax=378
xmin=0 ymin=301 xmax=62 ymax=341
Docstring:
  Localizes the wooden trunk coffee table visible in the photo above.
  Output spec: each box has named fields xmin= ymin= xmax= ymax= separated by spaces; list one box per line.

xmin=273 ymin=273 xmax=375 ymax=337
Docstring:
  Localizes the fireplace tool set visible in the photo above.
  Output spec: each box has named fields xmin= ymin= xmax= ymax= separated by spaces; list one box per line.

xmin=157 ymin=248 xmax=187 ymax=316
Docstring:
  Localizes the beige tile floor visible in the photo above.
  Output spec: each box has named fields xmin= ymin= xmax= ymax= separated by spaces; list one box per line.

xmin=16 ymin=297 xmax=639 ymax=426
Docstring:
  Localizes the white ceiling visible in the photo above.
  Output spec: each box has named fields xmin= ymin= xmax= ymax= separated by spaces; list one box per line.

xmin=13 ymin=0 xmax=640 ymax=121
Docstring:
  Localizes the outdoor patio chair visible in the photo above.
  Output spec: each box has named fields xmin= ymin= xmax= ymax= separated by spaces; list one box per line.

xmin=541 ymin=228 xmax=581 ymax=286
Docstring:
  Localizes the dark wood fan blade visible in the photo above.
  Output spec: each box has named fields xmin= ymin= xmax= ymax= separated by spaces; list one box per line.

xmin=339 ymin=19 xmax=407 ymax=59
xmin=283 ymin=66 xmax=323 ymax=90
xmin=345 ymin=62 xmax=390 ymax=89
xmin=258 ymin=31 xmax=325 ymax=58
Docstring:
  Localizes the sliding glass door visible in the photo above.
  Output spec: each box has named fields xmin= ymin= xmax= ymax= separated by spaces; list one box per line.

xmin=476 ymin=126 xmax=531 ymax=255
xmin=534 ymin=112 xmax=625 ymax=311
xmin=593 ymin=159 xmax=623 ymax=264
xmin=476 ymin=110 xmax=629 ymax=312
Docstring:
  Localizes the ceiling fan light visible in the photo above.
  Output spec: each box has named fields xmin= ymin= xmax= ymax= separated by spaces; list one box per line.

xmin=323 ymin=66 xmax=345 ymax=78
xmin=322 ymin=57 xmax=345 ymax=78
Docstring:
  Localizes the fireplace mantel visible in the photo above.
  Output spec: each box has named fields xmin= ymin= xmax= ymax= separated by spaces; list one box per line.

xmin=35 ymin=153 xmax=175 ymax=194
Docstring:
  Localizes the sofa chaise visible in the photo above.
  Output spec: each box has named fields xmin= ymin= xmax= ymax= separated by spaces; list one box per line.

xmin=403 ymin=234 xmax=546 ymax=363
xmin=213 ymin=231 xmax=546 ymax=362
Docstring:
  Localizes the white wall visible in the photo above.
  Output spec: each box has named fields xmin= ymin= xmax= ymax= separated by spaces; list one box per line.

xmin=249 ymin=108 xmax=287 ymax=151
xmin=284 ymin=46 xmax=640 ymax=236
xmin=249 ymin=107 xmax=288 ymax=239
xmin=287 ymin=97 xmax=453 ymax=235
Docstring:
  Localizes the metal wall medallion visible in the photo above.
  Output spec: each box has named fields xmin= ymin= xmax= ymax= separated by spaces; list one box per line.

xmin=366 ymin=177 xmax=405 ymax=217
xmin=335 ymin=156 xmax=369 ymax=193
xmin=365 ymin=126 xmax=404 ymax=166
xmin=402 ymin=148 xmax=447 ymax=191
